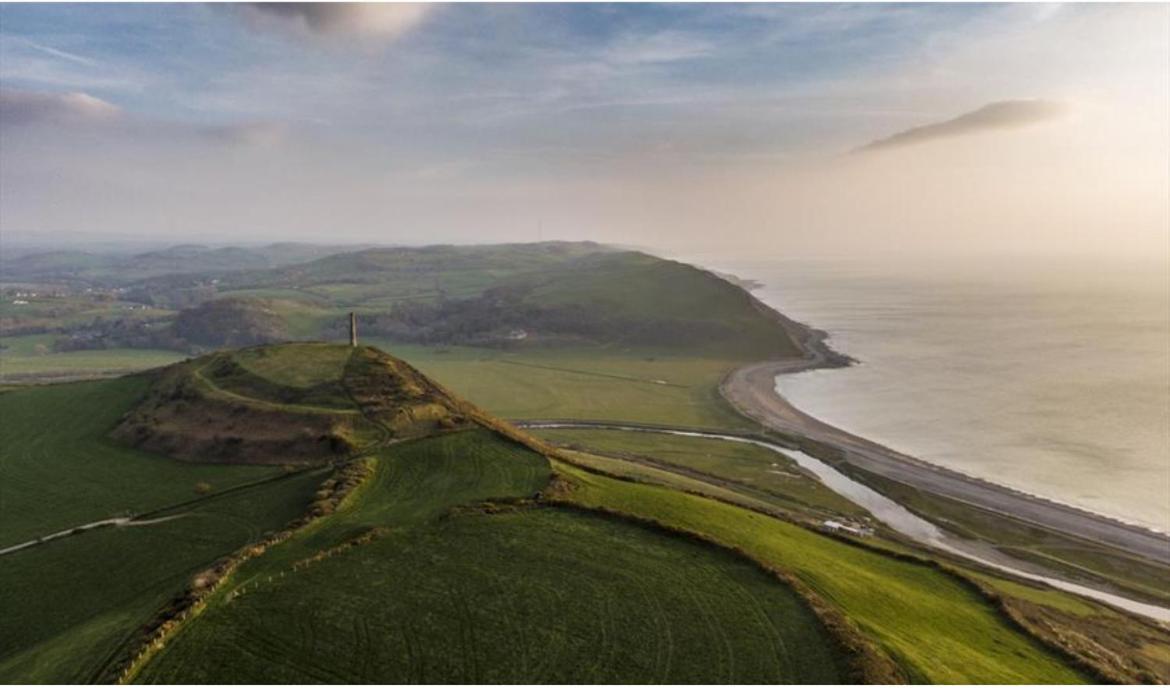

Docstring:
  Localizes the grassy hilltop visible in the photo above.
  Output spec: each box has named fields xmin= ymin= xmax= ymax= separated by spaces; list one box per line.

xmin=0 ymin=344 xmax=851 ymax=684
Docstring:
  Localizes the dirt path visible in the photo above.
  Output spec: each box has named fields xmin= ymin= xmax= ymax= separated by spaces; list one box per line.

xmin=0 ymin=514 xmax=188 ymax=557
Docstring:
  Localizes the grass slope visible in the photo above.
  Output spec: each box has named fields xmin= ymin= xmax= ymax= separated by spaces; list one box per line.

xmin=232 ymin=342 xmax=353 ymax=388
xmin=970 ymin=574 xmax=1170 ymax=683
xmin=139 ymin=510 xmax=846 ymax=684
xmin=0 ymin=378 xmax=285 ymax=546
xmin=539 ymin=428 xmax=863 ymax=518
xmin=0 ymin=461 xmax=323 ymax=684
xmin=133 ymin=430 xmax=849 ymax=684
xmin=550 ymin=462 xmax=1087 ymax=684
xmin=840 ymin=462 xmax=1170 ymax=608
xmin=520 ymin=251 xmax=797 ymax=358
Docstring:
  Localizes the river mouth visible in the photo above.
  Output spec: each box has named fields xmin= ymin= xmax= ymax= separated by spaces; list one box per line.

xmin=524 ymin=422 xmax=1170 ymax=623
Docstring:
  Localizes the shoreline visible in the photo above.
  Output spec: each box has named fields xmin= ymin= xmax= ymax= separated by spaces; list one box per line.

xmin=722 ymin=303 xmax=1170 ymax=565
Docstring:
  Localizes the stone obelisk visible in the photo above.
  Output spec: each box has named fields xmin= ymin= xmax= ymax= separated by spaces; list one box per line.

xmin=349 ymin=312 xmax=358 ymax=347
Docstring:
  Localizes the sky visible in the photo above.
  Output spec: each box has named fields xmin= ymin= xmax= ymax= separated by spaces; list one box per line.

xmin=0 ymin=3 xmax=1167 ymax=260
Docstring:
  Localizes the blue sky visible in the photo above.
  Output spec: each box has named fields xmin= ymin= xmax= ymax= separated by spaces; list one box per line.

xmin=0 ymin=3 xmax=1166 ymax=258
xmin=0 ymin=4 xmax=989 ymax=150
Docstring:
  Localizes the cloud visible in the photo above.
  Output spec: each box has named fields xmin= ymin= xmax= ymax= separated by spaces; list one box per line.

xmin=0 ymin=88 xmax=121 ymax=126
xmin=856 ymin=99 xmax=1068 ymax=152
xmin=238 ymin=3 xmax=432 ymax=43
xmin=8 ymin=36 xmax=101 ymax=68
xmin=603 ymin=31 xmax=714 ymax=65
xmin=0 ymin=88 xmax=288 ymax=150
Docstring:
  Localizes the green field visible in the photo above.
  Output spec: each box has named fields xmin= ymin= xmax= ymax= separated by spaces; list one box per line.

xmin=0 ymin=376 xmax=329 ymax=683
xmin=371 ymin=342 xmax=751 ymax=429
xmin=552 ymin=447 xmax=804 ymax=518
xmin=132 ymin=429 xmax=851 ymax=684
xmin=0 ymin=378 xmax=289 ymax=546
xmin=4 ymin=337 xmax=755 ymax=429
xmin=0 ymin=459 xmax=323 ymax=683
xmin=550 ymin=461 xmax=1088 ymax=684
xmin=136 ymin=509 xmax=847 ymax=684
xmin=0 ymin=335 xmax=183 ymax=382
xmin=538 ymin=428 xmax=863 ymax=518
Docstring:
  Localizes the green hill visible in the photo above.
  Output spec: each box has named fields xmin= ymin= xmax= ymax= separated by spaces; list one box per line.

xmin=110 ymin=343 xmax=523 ymax=466
xmin=2 ymin=243 xmax=803 ymax=393
xmin=208 ymin=243 xmax=801 ymax=358
xmin=1 ymin=343 xmax=857 ymax=684
xmin=133 ymin=429 xmax=848 ymax=684
xmin=170 ymin=297 xmax=289 ymax=349
xmin=2 ymin=342 xmax=1129 ymax=683
xmin=0 ymin=243 xmax=361 ymax=286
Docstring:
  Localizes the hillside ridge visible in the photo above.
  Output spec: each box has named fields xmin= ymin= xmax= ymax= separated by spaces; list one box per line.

xmin=111 ymin=342 xmax=544 ymax=466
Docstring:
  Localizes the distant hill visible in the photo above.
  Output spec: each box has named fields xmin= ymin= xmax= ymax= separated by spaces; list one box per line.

xmin=52 ymin=296 xmax=288 ymax=353
xmin=171 ymin=297 xmax=288 ymax=348
xmin=13 ymin=242 xmax=803 ymax=369
xmin=0 ymin=242 xmax=371 ymax=285
xmin=226 ymin=240 xmax=611 ymax=292
xmin=209 ymin=243 xmax=801 ymax=358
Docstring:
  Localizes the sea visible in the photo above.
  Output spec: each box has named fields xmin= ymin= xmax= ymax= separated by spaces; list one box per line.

xmin=673 ymin=252 xmax=1170 ymax=534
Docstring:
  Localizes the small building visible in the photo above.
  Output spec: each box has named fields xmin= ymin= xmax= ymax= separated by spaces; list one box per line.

xmin=822 ymin=520 xmax=874 ymax=537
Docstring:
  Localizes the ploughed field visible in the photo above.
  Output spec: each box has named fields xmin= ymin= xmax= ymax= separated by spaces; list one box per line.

xmin=2 ymin=342 xmax=1154 ymax=683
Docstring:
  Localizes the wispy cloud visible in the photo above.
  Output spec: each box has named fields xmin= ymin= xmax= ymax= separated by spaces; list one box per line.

xmin=0 ymin=88 xmax=120 ymax=126
xmin=0 ymin=28 xmax=153 ymax=94
xmin=602 ymin=30 xmax=714 ymax=65
xmin=7 ymin=36 xmax=100 ymax=68
xmin=0 ymin=87 xmax=291 ymax=152
xmin=856 ymin=99 xmax=1068 ymax=152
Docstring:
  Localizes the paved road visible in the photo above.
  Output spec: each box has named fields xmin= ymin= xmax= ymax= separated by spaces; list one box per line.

xmin=720 ymin=359 xmax=1170 ymax=566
